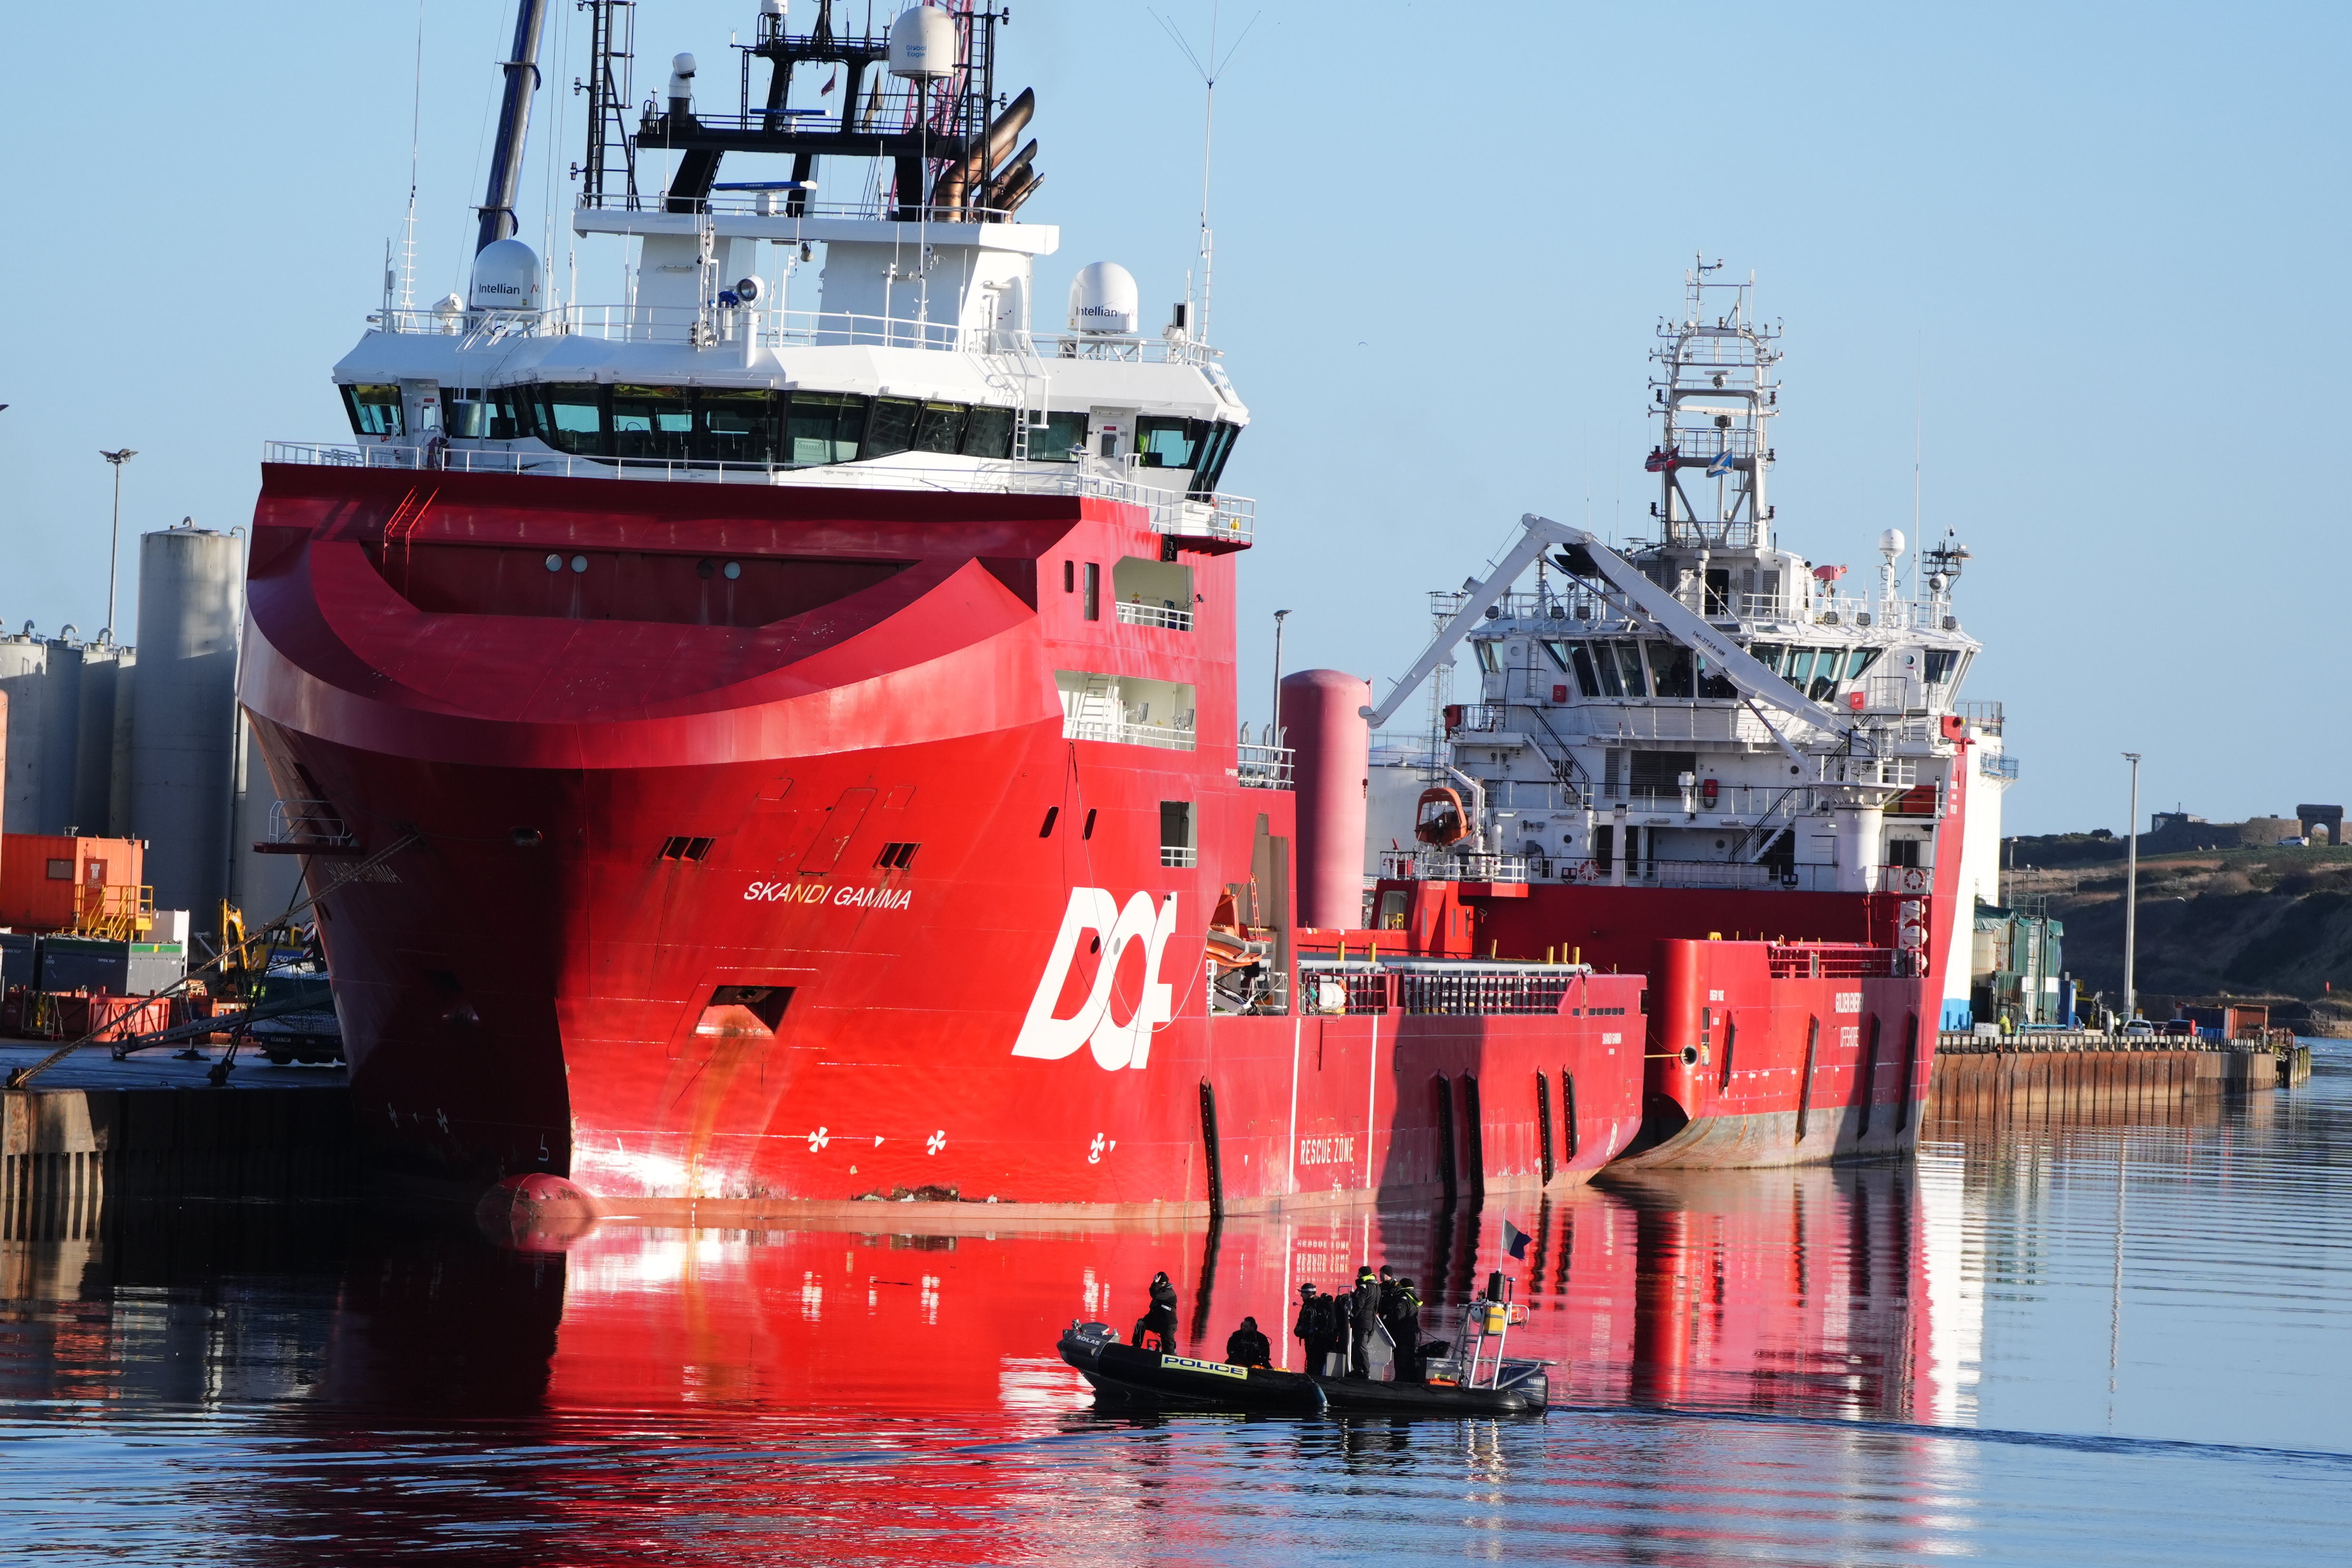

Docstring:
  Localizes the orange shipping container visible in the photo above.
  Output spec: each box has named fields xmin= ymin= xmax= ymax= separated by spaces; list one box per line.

xmin=0 ymin=833 xmax=147 ymax=935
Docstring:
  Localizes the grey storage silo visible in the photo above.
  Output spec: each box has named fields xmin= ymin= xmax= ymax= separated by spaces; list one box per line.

xmin=0 ymin=629 xmax=45 ymax=835
xmin=130 ymin=526 xmax=243 ymax=921
xmin=34 ymin=637 xmax=84 ymax=833
xmin=106 ymin=646 xmax=136 ymax=837
xmin=72 ymin=641 xmax=126 ymax=835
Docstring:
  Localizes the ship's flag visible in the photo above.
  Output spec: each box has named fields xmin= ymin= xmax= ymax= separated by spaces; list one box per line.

xmin=1643 ymin=446 xmax=1676 ymax=472
xmin=1502 ymin=1220 xmax=1532 ymax=1261
xmin=821 ymin=72 xmax=838 ymax=95
xmin=1707 ymin=449 xmax=1735 ymax=477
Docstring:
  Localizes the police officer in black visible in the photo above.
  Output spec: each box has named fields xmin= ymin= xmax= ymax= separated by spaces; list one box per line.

xmin=1346 ymin=1264 xmax=1385 ymax=1376
xmin=1294 ymin=1282 xmax=1341 ymax=1373
xmin=1224 ymin=1315 xmax=1272 ymax=1368
xmin=1381 ymin=1274 xmax=1425 ymax=1381
xmin=1132 ymin=1269 xmax=1179 ymax=1351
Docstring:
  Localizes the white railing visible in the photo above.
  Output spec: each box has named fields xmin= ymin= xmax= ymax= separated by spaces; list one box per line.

xmin=1817 ymin=755 xmax=1918 ymax=788
xmin=262 ymin=441 xmax=1255 ymax=546
xmin=1598 ymin=784 xmax=1817 ymax=820
xmin=1161 ymin=845 xmax=1199 ymax=868
xmin=1593 ymin=705 xmax=1779 ymax=745
xmin=267 ymin=798 xmax=354 ymax=847
xmin=369 ymin=298 xmax=1225 ymax=367
xmin=1062 ymin=715 xmax=1197 ymax=751
xmin=1236 ymin=742 xmax=1295 ymax=790
xmin=1954 ymin=700 xmax=2004 ymax=732
xmin=1116 ymin=600 xmax=1195 ymax=632
xmin=1378 ymin=849 xmax=1532 ymax=884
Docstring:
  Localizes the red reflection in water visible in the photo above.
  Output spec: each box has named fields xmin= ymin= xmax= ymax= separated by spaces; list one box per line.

xmin=532 ymin=1166 xmax=1935 ymax=1426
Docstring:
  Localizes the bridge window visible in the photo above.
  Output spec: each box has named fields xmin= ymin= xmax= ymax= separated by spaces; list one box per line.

xmin=913 ymin=401 xmax=968 ymax=454
xmin=1646 ymin=642 xmax=1694 ymax=699
xmin=531 ymin=384 xmax=605 ymax=454
xmin=863 ymin=396 xmax=921 ymax=458
xmin=787 ymin=392 xmax=867 ymax=464
xmin=1568 ymin=643 xmax=1602 ymax=697
xmin=341 ymin=383 xmax=404 ymax=438
xmin=963 ymin=404 xmax=1015 ymax=459
xmin=611 ymin=385 xmax=692 ymax=461
xmin=1191 ymin=421 xmax=1241 ymax=496
xmin=1136 ymin=416 xmax=1206 ymax=469
xmin=697 ymin=389 xmax=778 ymax=464
xmin=1924 ymin=648 xmax=1960 ymax=685
xmin=1030 ymin=410 xmax=1089 ymax=461
xmin=1607 ymin=641 xmax=1646 ymax=697
xmin=443 ymin=391 xmax=489 ymax=439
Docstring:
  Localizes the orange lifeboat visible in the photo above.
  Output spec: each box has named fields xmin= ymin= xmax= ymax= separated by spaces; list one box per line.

xmin=1413 ymin=786 xmax=1470 ymax=847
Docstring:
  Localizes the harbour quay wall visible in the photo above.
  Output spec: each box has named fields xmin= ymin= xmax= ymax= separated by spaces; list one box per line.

xmin=1928 ymin=1032 xmax=2311 ymax=1123
xmin=2 ymin=1085 xmax=357 ymax=1241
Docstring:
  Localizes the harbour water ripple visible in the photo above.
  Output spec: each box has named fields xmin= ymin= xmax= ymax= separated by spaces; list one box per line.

xmin=1 ymin=1046 xmax=2344 ymax=1564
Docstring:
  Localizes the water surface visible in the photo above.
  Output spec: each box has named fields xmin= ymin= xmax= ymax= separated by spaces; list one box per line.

xmin=4 ymin=1051 xmax=2345 ymax=1564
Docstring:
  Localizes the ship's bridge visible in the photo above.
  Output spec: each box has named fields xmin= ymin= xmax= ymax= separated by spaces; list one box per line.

xmin=285 ymin=0 xmax=1256 ymax=550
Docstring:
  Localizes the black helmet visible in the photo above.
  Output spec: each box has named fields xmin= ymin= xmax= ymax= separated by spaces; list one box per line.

xmin=1240 ymin=1315 xmax=1258 ymax=1331
xmin=1298 ymin=1282 xmax=1317 ymax=1297
xmin=1152 ymin=1270 xmax=1170 ymax=1284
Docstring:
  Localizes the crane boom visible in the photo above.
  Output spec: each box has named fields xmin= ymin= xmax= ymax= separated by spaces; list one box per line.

xmin=1361 ymin=513 xmax=1852 ymax=743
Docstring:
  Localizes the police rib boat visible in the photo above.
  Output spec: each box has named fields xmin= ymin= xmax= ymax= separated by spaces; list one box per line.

xmin=1057 ymin=1324 xmax=1326 ymax=1415
xmin=1058 ymin=1274 xmax=1548 ymax=1417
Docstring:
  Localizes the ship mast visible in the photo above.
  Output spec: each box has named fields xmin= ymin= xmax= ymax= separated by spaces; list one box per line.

xmin=1647 ymin=259 xmax=1780 ymax=556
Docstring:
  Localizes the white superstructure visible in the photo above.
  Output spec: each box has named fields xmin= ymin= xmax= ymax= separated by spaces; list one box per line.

xmin=280 ymin=2 xmax=1253 ymax=549
xmin=1364 ymin=265 xmax=2011 ymax=1028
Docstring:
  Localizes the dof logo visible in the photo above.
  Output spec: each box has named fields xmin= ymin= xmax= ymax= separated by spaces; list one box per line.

xmin=1013 ymin=889 xmax=1179 ymax=1070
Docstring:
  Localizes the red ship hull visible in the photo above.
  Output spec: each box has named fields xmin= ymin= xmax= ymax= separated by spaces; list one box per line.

xmin=240 ymin=466 xmax=1653 ymax=1211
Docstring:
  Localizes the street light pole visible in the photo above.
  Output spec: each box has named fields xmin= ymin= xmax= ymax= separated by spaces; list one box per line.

xmin=2123 ymin=751 xmax=2141 ymax=1023
xmin=99 ymin=449 xmax=137 ymax=642
xmin=1269 ymin=608 xmax=1292 ymax=746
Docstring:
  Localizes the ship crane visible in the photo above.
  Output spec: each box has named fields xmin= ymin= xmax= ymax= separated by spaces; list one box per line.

xmin=1362 ymin=512 xmax=1860 ymax=758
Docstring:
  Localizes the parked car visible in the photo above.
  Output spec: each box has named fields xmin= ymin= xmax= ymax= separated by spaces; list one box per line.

xmin=2121 ymin=1017 xmax=2156 ymax=1037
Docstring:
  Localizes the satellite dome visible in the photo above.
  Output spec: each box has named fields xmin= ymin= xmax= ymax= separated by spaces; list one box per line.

xmin=1879 ymin=528 xmax=1905 ymax=558
xmin=470 ymin=238 xmax=544 ymax=312
xmin=888 ymin=6 xmax=957 ymax=80
xmin=1068 ymin=262 xmax=1139 ymax=336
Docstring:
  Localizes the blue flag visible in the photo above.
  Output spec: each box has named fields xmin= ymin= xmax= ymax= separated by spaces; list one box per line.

xmin=1502 ymin=1220 xmax=1531 ymax=1261
xmin=1707 ymin=449 xmax=1735 ymax=478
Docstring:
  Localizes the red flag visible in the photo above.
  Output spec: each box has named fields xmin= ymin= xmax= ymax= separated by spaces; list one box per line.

xmin=820 ymin=72 xmax=837 ymax=96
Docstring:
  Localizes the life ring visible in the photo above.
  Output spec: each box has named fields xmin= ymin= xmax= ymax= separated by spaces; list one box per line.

xmin=1895 ymin=866 xmax=1928 ymax=894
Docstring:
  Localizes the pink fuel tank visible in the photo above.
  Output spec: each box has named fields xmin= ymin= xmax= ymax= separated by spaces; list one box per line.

xmin=1281 ymin=669 xmax=1372 ymax=931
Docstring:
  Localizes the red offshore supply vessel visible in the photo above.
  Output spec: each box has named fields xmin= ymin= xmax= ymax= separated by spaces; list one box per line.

xmin=242 ymin=6 xmax=2005 ymax=1212
xmin=240 ymin=0 xmax=1652 ymax=1214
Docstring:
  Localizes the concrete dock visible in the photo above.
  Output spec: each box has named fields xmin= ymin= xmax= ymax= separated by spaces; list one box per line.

xmin=0 ymin=1043 xmax=354 ymax=1241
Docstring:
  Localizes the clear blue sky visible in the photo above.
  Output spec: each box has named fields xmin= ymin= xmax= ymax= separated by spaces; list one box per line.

xmin=1 ymin=2 xmax=2340 ymax=836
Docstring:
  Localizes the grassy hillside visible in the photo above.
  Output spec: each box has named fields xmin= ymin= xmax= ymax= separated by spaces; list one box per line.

xmin=2005 ymin=845 xmax=2352 ymax=1035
